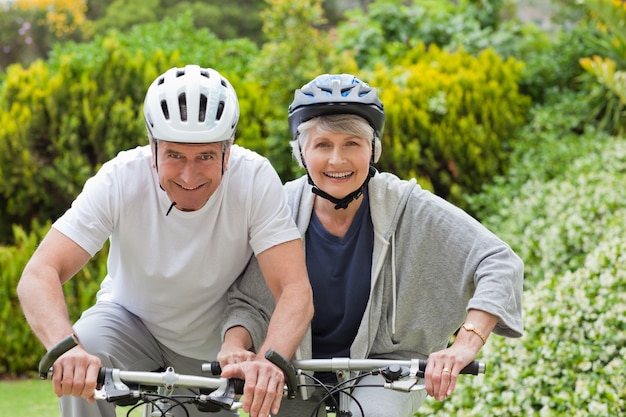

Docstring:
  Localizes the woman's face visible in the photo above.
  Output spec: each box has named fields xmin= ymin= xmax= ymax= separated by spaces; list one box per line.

xmin=153 ymin=140 xmax=230 ymax=212
xmin=302 ymin=127 xmax=371 ymax=199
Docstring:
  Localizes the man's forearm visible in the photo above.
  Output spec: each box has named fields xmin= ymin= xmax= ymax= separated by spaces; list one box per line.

xmin=17 ymin=269 xmax=74 ymax=349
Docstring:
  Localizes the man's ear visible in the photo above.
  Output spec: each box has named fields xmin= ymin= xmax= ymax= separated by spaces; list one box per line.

xmin=222 ymin=146 xmax=232 ymax=173
xmin=150 ymin=139 xmax=158 ymax=169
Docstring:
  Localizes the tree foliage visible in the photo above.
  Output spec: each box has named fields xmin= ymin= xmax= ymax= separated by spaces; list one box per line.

xmin=0 ymin=14 xmax=258 ymax=242
xmin=578 ymin=0 xmax=626 ymax=134
xmin=89 ymin=0 xmax=265 ymax=44
xmin=13 ymin=0 xmax=89 ymax=38
xmin=371 ymin=44 xmax=530 ymax=205
xmin=242 ymin=0 xmax=355 ymax=179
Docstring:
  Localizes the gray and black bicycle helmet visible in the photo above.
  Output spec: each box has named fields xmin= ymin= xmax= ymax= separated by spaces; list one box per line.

xmin=144 ymin=65 xmax=239 ymax=143
xmin=288 ymin=74 xmax=385 ymax=209
xmin=288 ymin=74 xmax=384 ymax=163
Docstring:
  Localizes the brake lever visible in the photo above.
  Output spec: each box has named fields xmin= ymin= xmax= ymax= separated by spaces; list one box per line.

xmin=206 ymin=378 xmax=241 ymax=409
xmin=383 ymin=360 xmax=426 ymax=392
xmin=98 ymin=368 xmax=134 ymax=403
xmin=93 ymin=388 xmax=107 ymax=401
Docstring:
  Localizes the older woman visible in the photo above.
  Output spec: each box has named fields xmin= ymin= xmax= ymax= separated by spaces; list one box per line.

xmin=220 ymin=74 xmax=524 ymax=417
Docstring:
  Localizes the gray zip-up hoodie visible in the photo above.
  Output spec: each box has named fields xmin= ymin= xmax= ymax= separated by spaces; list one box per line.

xmin=223 ymin=171 xmax=523 ymax=364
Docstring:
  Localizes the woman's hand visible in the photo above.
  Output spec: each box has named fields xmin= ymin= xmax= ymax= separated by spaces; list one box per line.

xmin=218 ymin=325 xmax=257 ymax=365
xmin=425 ymin=309 xmax=498 ymax=400
xmin=424 ymin=344 xmax=478 ymax=400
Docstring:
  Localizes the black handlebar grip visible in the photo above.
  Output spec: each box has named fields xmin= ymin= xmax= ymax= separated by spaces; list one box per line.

xmin=418 ymin=359 xmax=486 ymax=375
xmin=208 ymin=361 xmax=222 ymax=376
xmin=97 ymin=367 xmax=107 ymax=386
xmin=38 ymin=334 xmax=79 ymax=379
xmin=265 ymin=349 xmax=298 ymax=399
xmin=460 ymin=361 xmax=485 ymax=375
xmin=201 ymin=361 xmax=244 ymax=394
xmin=233 ymin=378 xmax=245 ymax=395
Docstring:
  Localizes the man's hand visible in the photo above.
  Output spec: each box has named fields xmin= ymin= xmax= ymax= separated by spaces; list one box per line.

xmin=220 ymin=359 xmax=285 ymax=417
xmin=51 ymin=345 xmax=102 ymax=403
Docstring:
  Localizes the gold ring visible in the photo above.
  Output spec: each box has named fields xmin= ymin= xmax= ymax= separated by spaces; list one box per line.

xmin=442 ymin=368 xmax=451 ymax=374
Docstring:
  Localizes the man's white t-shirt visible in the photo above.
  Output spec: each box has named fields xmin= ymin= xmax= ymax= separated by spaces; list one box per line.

xmin=53 ymin=144 xmax=300 ymax=360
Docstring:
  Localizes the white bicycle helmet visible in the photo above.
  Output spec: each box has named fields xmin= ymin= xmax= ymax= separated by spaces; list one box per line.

xmin=288 ymin=74 xmax=384 ymax=162
xmin=143 ymin=65 xmax=239 ymax=143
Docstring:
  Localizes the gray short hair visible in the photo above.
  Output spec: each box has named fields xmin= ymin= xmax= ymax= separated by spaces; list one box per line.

xmin=290 ymin=114 xmax=382 ymax=168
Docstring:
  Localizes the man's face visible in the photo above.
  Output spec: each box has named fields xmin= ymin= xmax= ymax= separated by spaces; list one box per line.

xmin=153 ymin=141 xmax=230 ymax=212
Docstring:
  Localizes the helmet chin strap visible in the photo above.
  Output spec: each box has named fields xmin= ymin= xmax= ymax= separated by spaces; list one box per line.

xmin=307 ymin=165 xmax=376 ymax=210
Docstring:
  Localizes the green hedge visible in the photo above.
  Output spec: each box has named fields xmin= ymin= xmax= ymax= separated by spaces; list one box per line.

xmin=371 ymin=44 xmax=530 ymax=206
xmin=0 ymin=16 xmax=531 ymax=243
xmin=0 ymin=221 xmax=107 ymax=375
xmin=417 ymin=98 xmax=626 ymax=416
xmin=0 ymin=14 xmax=259 ymax=244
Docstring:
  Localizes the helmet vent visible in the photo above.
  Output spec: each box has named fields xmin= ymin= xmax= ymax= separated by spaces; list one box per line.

xmin=200 ymin=69 xmax=210 ymax=78
xmin=176 ymin=69 xmax=185 ymax=77
xmin=199 ymin=94 xmax=207 ymax=122
xmin=341 ymin=88 xmax=352 ymax=96
xmin=216 ymin=101 xmax=225 ymax=120
xmin=160 ymin=100 xmax=170 ymax=120
xmin=178 ymin=93 xmax=187 ymax=121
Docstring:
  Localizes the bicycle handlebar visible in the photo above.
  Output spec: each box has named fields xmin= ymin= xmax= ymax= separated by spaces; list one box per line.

xmin=264 ymin=349 xmax=486 ymax=396
xmin=287 ymin=357 xmax=485 ymax=375
xmin=39 ymin=335 xmax=487 ymax=415
xmin=265 ymin=350 xmax=300 ymax=399
xmin=38 ymin=334 xmax=245 ymax=412
xmin=38 ymin=334 xmax=79 ymax=379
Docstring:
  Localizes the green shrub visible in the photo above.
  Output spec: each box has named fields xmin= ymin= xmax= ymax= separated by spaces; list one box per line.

xmin=336 ymin=0 xmax=596 ymax=105
xmin=481 ymin=136 xmax=624 ymax=287
xmin=371 ymin=44 xmax=531 ymax=206
xmin=468 ymin=92 xmax=619 ymax=287
xmin=481 ymin=22 xmax=597 ymax=103
xmin=0 ymin=49 xmax=158 ymax=244
xmin=0 ymin=221 xmax=107 ymax=375
xmin=419 ymin=123 xmax=626 ymax=416
xmin=335 ymin=0 xmax=503 ymax=70
xmin=0 ymin=223 xmax=45 ymax=375
xmin=419 ymin=232 xmax=626 ymax=416
xmin=0 ymin=14 xmax=258 ymax=244
xmin=578 ymin=0 xmax=626 ymax=135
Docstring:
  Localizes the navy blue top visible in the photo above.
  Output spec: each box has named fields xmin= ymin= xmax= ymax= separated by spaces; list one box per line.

xmin=306 ymin=192 xmax=373 ymax=383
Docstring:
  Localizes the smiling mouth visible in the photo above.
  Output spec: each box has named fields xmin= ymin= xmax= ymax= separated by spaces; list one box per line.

xmin=324 ymin=171 xmax=353 ymax=179
xmin=177 ymin=183 xmax=205 ymax=191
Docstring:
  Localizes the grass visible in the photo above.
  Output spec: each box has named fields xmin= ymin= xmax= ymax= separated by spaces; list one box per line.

xmin=0 ymin=378 xmax=251 ymax=417
xmin=0 ymin=378 xmax=152 ymax=416
xmin=0 ymin=378 xmax=60 ymax=416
